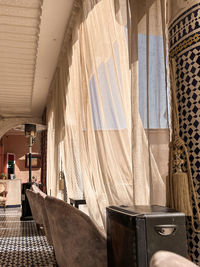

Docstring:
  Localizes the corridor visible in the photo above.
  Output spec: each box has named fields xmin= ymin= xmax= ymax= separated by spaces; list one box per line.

xmin=0 ymin=208 xmax=57 ymax=266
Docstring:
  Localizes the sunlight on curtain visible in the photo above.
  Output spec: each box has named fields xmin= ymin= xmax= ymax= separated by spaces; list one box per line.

xmin=128 ymin=0 xmax=169 ymax=204
xmin=46 ymin=0 xmax=169 ymax=231
xmin=66 ymin=0 xmax=133 ymax=229
xmin=47 ymin=0 xmax=133 ymax=230
xmin=46 ymin=84 xmax=57 ymax=197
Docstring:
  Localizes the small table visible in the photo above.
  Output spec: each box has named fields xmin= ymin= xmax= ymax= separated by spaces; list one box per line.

xmin=69 ymin=198 xmax=86 ymax=209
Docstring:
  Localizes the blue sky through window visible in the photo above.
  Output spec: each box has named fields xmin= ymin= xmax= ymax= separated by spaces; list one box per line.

xmin=89 ymin=43 xmax=127 ymax=130
xmin=138 ymin=33 xmax=167 ymax=128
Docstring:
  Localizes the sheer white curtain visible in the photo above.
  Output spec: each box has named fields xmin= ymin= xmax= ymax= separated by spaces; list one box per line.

xmin=46 ymin=0 xmax=169 ymax=231
xmin=128 ymin=0 xmax=169 ymax=205
xmin=46 ymin=83 xmax=57 ymax=197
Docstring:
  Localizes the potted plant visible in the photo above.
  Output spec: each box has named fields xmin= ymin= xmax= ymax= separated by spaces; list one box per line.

xmin=0 ymin=173 xmax=7 ymax=180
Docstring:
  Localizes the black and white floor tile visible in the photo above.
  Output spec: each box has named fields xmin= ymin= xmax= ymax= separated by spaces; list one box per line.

xmin=0 ymin=208 xmax=57 ymax=266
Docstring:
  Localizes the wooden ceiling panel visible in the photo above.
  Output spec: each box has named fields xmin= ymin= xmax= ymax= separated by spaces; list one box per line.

xmin=0 ymin=0 xmax=74 ymax=117
xmin=0 ymin=0 xmax=42 ymax=116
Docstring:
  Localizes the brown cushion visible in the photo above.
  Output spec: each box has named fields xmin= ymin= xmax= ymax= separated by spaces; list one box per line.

xmin=150 ymin=251 xmax=198 ymax=267
xmin=45 ymin=196 xmax=107 ymax=267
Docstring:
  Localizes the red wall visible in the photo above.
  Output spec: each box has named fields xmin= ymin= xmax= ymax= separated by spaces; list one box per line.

xmin=0 ymin=140 xmax=3 ymax=173
xmin=2 ymin=133 xmax=41 ymax=183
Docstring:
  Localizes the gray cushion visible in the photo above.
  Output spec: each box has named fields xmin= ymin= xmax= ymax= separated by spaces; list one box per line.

xmin=45 ymin=196 xmax=107 ymax=267
xmin=30 ymin=184 xmax=53 ymax=244
xmin=37 ymin=193 xmax=53 ymax=245
xmin=26 ymin=189 xmax=43 ymax=225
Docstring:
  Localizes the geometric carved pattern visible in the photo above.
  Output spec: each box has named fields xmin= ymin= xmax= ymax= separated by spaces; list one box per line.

xmin=169 ymin=3 xmax=200 ymax=265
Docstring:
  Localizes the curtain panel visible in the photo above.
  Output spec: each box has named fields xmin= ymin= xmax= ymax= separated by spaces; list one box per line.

xmin=46 ymin=0 xmax=168 ymax=231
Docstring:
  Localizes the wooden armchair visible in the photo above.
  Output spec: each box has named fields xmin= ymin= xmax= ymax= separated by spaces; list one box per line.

xmin=0 ymin=182 xmax=7 ymax=211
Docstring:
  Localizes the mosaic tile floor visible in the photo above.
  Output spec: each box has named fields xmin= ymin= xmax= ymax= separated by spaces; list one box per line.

xmin=0 ymin=208 xmax=57 ymax=266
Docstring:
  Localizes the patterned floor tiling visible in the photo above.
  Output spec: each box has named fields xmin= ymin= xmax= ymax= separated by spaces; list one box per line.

xmin=0 ymin=208 xmax=57 ymax=266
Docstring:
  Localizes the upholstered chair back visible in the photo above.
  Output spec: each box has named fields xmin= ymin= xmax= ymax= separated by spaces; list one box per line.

xmin=26 ymin=189 xmax=43 ymax=225
xmin=37 ymin=193 xmax=53 ymax=245
xmin=31 ymin=184 xmax=46 ymax=197
xmin=45 ymin=196 xmax=107 ymax=267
